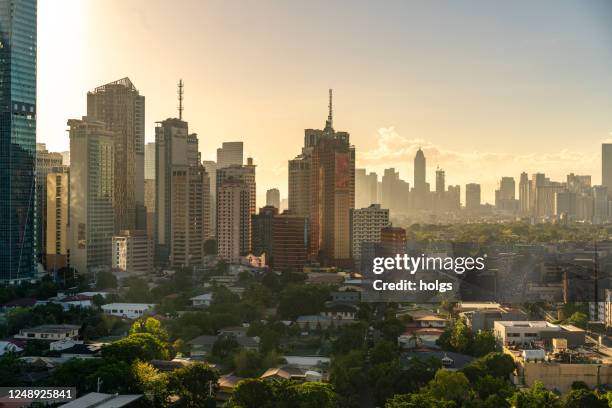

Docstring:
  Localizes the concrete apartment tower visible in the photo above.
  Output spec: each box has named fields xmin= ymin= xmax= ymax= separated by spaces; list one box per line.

xmin=87 ymin=78 xmax=145 ymax=233
xmin=45 ymin=166 xmax=70 ymax=273
xmin=68 ymin=117 xmax=116 ymax=274
xmin=36 ymin=143 xmax=63 ymax=265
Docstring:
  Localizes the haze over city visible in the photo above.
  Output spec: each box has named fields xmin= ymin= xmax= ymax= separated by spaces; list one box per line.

xmin=38 ymin=0 xmax=612 ymax=203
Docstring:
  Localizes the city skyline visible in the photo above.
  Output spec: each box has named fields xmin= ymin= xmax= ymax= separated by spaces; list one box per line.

xmin=37 ymin=1 xmax=612 ymax=204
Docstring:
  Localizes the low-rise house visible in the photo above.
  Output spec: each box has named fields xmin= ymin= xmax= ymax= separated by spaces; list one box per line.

xmin=413 ymin=315 xmax=448 ymax=328
xmin=1 ymin=297 xmax=36 ymax=311
xmin=494 ymin=321 xmax=585 ymax=347
xmin=296 ymin=315 xmax=333 ymax=330
xmin=60 ymin=392 xmax=143 ymax=408
xmin=398 ymin=327 xmax=445 ymax=349
xmin=331 ymin=291 xmax=360 ymax=304
xmin=190 ymin=293 xmax=213 ymax=308
xmin=15 ymin=324 xmax=80 ymax=341
xmin=321 ymin=303 xmax=357 ymax=321
xmin=101 ymin=303 xmax=156 ymax=319
xmin=217 ymin=374 xmax=245 ymax=403
xmin=261 ymin=366 xmax=307 ymax=382
xmin=0 ymin=340 xmax=23 ymax=355
xmin=60 ymin=343 xmax=103 ymax=359
xmin=218 ymin=326 xmax=249 ymax=337
xmin=150 ymin=358 xmax=193 ymax=372
xmin=460 ymin=305 xmax=527 ymax=331
xmin=402 ymin=351 xmax=474 ymax=370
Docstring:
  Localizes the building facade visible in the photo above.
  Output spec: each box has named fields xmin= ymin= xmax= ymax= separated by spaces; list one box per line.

xmin=36 ymin=143 xmax=63 ymax=264
xmin=68 ymin=117 xmax=115 ymax=274
xmin=112 ymin=230 xmax=152 ymax=273
xmin=45 ymin=166 xmax=70 ymax=272
xmin=350 ymin=204 xmax=389 ymax=266
xmin=0 ymin=0 xmax=37 ymax=282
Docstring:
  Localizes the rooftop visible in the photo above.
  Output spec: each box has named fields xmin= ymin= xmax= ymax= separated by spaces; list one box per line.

xmin=20 ymin=324 xmax=80 ymax=334
xmin=495 ymin=321 xmax=557 ymax=328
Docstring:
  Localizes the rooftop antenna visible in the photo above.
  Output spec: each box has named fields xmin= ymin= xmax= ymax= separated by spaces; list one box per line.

xmin=325 ymin=88 xmax=333 ymax=130
xmin=178 ymin=79 xmax=184 ymax=120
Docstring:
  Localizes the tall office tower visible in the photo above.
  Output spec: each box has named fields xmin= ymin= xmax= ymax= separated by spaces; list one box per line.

xmin=465 ymin=183 xmax=481 ymax=211
xmin=202 ymin=160 xmax=217 ymax=239
xmin=412 ymin=148 xmax=428 ymax=210
xmin=555 ymin=191 xmax=577 ymax=221
xmin=530 ymin=173 xmax=564 ymax=219
xmin=518 ymin=172 xmax=530 ymax=214
xmin=434 ymin=167 xmax=445 ymax=211
xmin=216 ymin=142 xmax=243 ymax=169
xmin=154 ymin=118 xmax=206 ymax=266
xmin=251 ymin=205 xmax=278 ymax=256
xmin=567 ymin=173 xmax=591 ymax=194
xmin=495 ymin=176 xmax=517 ymax=212
xmin=217 ymin=180 xmax=251 ymax=261
xmin=144 ymin=179 xmax=155 ymax=239
xmin=350 ymin=204 xmax=389 ymax=267
xmin=288 ymin=154 xmax=311 ymax=217
xmin=111 ymin=230 xmax=152 ymax=273
xmin=280 ymin=198 xmax=288 ymax=211
xmin=216 ymin=159 xmax=256 ymax=258
xmin=356 ymin=169 xmax=378 ymax=208
xmin=266 ymin=188 xmax=280 ymax=209
xmin=0 ymin=0 xmax=37 ymax=282
xmin=87 ymin=78 xmax=145 ymax=232
xmin=435 ymin=167 xmax=445 ymax=194
xmin=602 ymin=144 xmax=612 ymax=197
xmin=308 ymin=90 xmax=355 ymax=267
xmin=45 ymin=166 xmax=69 ymax=273
xmin=144 ymin=142 xmax=156 ymax=180
xmin=36 ymin=143 xmax=63 ymax=264
xmin=68 ymin=117 xmax=115 ymax=275
xmin=593 ymin=185 xmax=609 ymax=225
xmin=381 ymin=168 xmax=399 ymax=211
xmin=271 ymin=210 xmax=309 ymax=272
xmin=60 ymin=151 xmax=70 ymax=166
xmin=169 ymin=165 xmax=209 ymax=267
xmin=447 ymin=185 xmax=461 ymax=210
xmin=576 ymin=193 xmax=594 ymax=223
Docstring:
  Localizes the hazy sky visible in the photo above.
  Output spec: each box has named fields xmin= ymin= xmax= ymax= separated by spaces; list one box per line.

xmin=38 ymin=0 xmax=612 ymax=204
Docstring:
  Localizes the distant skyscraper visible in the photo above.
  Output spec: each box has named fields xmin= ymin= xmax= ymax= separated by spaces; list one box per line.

xmin=356 ymin=169 xmax=378 ymax=208
xmin=495 ymin=177 xmax=517 ymax=212
xmin=350 ymin=204 xmax=389 ymax=267
xmin=251 ymin=205 xmax=278 ymax=256
xmin=465 ymin=183 xmax=481 ymax=211
xmin=145 ymin=142 xmax=156 ymax=180
xmin=309 ymin=90 xmax=355 ymax=267
xmin=519 ymin=172 xmax=530 ymax=214
xmin=45 ymin=166 xmax=69 ymax=273
xmin=435 ymin=168 xmax=445 ymax=195
xmin=217 ymin=142 xmax=243 ymax=169
xmin=266 ymin=188 xmax=280 ymax=209
xmin=271 ymin=210 xmax=309 ymax=272
xmin=36 ymin=143 xmax=63 ymax=264
xmin=87 ymin=77 xmax=145 ymax=232
xmin=593 ymin=185 xmax=609 ymax=225
xmin=202 ymin=160 xmax=217 ymax=239
xmin=412 ymin=148 xmax=428 ymax=209
xmin=154 ymin=118 xmax=207 ymax=266
xmin=217 ymin=180 xmax=251 ymax=261
xmin=602 ymin=144 xmax=612 ymax=197
xmin=112 ymin=230 xmax=152 ymax=273
xmin=288 ymin=154 xmax=311 ymax=217
xmin=60 ymin=151 xmax=70 ymax=166
xmin=68 ymin=117 xmax=115 ymax=274
xmin=0 ymin=0 xmax=37 ymax=282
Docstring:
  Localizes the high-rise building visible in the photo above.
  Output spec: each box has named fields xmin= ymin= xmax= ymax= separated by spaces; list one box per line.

xmin=112 ymin=230 xmax=152 ymax=273
xmin=602 ymin=144 xmax=612 ymax=197
xmin=519 ymin=172 xmax=530 ymax=215
xmin=495 ymin=177 xmax=517 ymax=212
xmin=356 ymin=169 xmax=378 ymax=208
xmin=145 ymin=142 xmax=156 ymax=180
xmin=350 ymin=204 xmax=389 ymax=267
xmin=567 ymin=173 xmax=591 ymax=194
xmin=217 ymin=179 xmax=251 ymax=261
xmin=447 ymin=185 xmax=461 ymax=210
xmin=0 ymin=0 xmax=37 ymax=282
xmin=288 ymin=154 xmax=311 ymax=217
xmin=379 ymin=226 xmax=407 ymax=257
xmin=251 ymin=205 xmax=278 ymax=256
xmin=593 ymin=185 xmax=609 ymax=225
xmin=308 ymin=90 xmax=355 ymax=267
xmin=266 ymin=188 xmax=280 ymax=209
xmin=87 ymin=78 xmax=145 ymax=232
xmin=154 ymin=118 xmax=208 ymax=266
xmin=465 ymin=183 xmax=481 ymax=211
xmin=45 ymin=166 xmax=69 ymax=273
xmin=555 ymin=191 xmax=577 ymax=221
xmin=68 ymin=117 xmax=115 ymax=274
xmin=216 ymin=159 xmax=256 ymax=259
xmin=381 ymin=168 xmax=399 ymax=211
xmin=36 ymin=143 xmax=63 ymax=264
xmin=216 ymin=142 xmax=243 ymax=169
xmin=202 ymin=160 xmax=217 ymax=240
xmin=412 ymin=148 xmax=429 ymax=210
xmin=271 ymin=210 xmax=308 ymax=272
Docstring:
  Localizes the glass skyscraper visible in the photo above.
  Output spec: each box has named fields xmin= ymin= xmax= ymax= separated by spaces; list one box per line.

xmin=0 ymin=0 xmax=37 ymax=282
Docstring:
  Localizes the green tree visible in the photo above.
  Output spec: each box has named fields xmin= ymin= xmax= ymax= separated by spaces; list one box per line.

xmin=508 ymin=382 xmax=561 ymax=408
xmin=563 ymin=388 xmax=607 ymax=408
xmin=330 ymin=350 xmax=368 ymax=407
xmin=167 ymin=362 xmax=219 ymax=408
xmin=0 ymin=354 xmax=24 ymax=386
xmin=101 ymin=332 xmax=170 ymax=362
xmin=130 ymin=317 xmax=168 ymax=341
xmin=96 ymin=271 xmax=118 ymax=289
xmin=470 ymin=330 xmax=496 ymax=357
xmin=278 ymin=284 xmax=331 ymax=320
xmin=233 ymin=349 xmax=264 ymax=377
xmin=290 ymin=382 xmax=337 ymax=408
xmin=427 ymin=369 xmax=471 ymax=404
xmin=449 ymin=318 xmax=472 ymax=353
xmin=385 ymin=393 xmax=456 ymax=408
xmin=227 ymin=378 xmax=275 ymax=408
xmin=566 ymin=312 xmax=588 ymax=330
xmin=132 ymin=360 xmax=170 ymax=408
